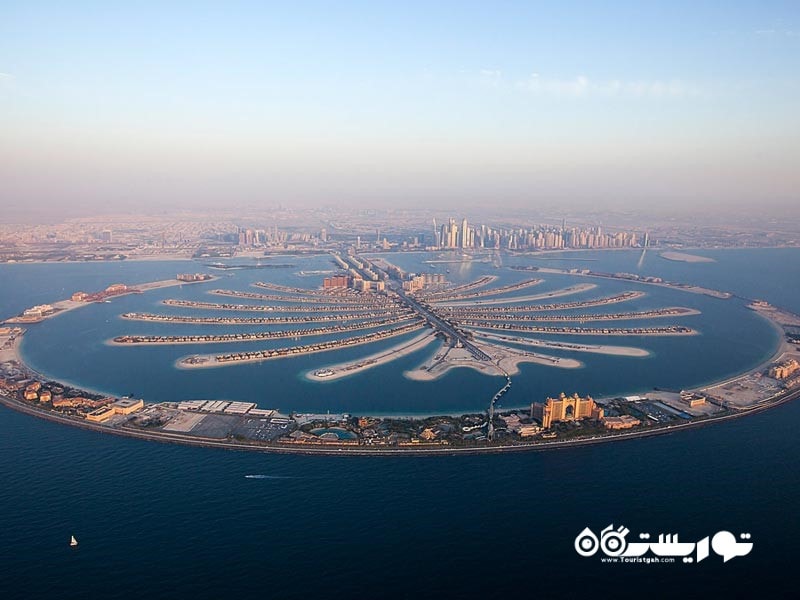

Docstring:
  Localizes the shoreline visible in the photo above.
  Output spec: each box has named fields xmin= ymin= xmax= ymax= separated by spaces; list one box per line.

xmin=691 ymin=305 xmax=793 ymax=394
xmin=174 ymin=323 xmax=426 ymax=369
xmin=403 ymin=341 xmax=583 ymax=382
xmin=2 ymin=386 xmax=799 ymax=456
xmin=534 ymin=267 xmax=732 ymax=299
xmin=5 ymin=333 xmax=121 ymax=401
xmin=6 ymin=302 xmax=785 ymax=421
xmin=2 ymin=276 xmax=218 ymax=325
xmin=472 ymin=332 xmax=651 ymax=357
xmin=442 ymin=290 xmax=647 ymax=313
xmin=108 ymin=315 xmax=416 ymax=346
xmin=660 ymin=251 xmax=716 ymax=263
xmin=444 ymin=306 xmax=700 ymax=323
xmin=2 ymin=244 xmax=797 ymax=267
xmin=305 ymin=331 xmax=437 ymax=381
xmin=434 ymin=283 xmax=597 ymax=306
xmin=1 ymin=260 xmax=799 ymax=456
xmin=419 ymin=277 xmax=542 ymax=302
xmin=460 ymin=324 xmax=698 ymax=337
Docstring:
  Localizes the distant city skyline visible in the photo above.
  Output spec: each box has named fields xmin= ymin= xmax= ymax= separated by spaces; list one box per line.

xmin=2 ymin=1 xmax=799 ymax=217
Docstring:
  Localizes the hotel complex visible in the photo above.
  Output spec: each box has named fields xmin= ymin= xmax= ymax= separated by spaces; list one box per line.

xmin=531 ymin=393 xmax=604 ymax=429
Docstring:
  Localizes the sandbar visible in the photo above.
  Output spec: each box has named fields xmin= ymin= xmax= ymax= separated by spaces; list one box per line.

xmin=434 ymin=283 xmax=597 ymax=307
xmin=305 ymin=331 xmax=436 ymax=381
xmin=473 ymin=331 xmax=651 ymax=357
xmin=404 ymin=340 xmax=582 ymax=382
xmin=660 ymin=251 xmax=715 ymax=263
xmin=447 ymin=307 xmax=700 ymax=322
xmin=176 ymin=322 xmax=425 ymax=370
xmin=109 ymin=316 xmax=415 ymax=346
xmin=462 ymin=323 xmax=697 ymax=336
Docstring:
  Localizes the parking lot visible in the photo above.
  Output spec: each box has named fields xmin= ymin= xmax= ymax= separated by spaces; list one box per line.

xmin=233 ymin=417 xmax=291 ymax=442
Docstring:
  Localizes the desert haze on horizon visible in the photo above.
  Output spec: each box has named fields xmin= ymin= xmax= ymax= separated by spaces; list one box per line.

xmin=1 ymin=1 xmax=799 ymax=216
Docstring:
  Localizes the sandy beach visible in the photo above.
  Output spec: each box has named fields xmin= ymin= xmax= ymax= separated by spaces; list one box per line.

xmin=494 ymin=348 xmax=583 ymax=373
xmin=472 ymin=332 xmax=651 ymax=357
xmin=404 ymin=339 xmax=582 ymax=382
xmin=660 ymin=251 xmax=715 ymax=263
xmin=305 ymin=331 xmax=436 ymax=381
xmin=175 ymin=323 xmax=426 ymax=370
xmin=434 ymin=283 xmax=597 ymax=306
xmin=108 ymin=316 xmax=415 ymax=346
xmin=446 ymin=307 xmax=700 ymax=322
xmin=462 ymin=323 xmax=697 ymax=336
xmin=404 ymin=344 xmax=504 ymax=381
xmin=0 ymin=329 xmax=25 ymax=364
xmin=3 ymin=276 xmax=218 ymax=325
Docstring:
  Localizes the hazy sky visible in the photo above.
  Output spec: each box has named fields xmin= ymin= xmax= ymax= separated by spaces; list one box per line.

xmin=2 ymin=1 xmax=799 ymax=217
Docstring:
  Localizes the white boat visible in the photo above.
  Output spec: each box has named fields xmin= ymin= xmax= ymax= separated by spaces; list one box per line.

xmin=70 ymin=535 xmax=78 ymax=547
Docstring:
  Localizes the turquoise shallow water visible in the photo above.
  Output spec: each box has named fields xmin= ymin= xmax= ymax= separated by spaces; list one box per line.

xmin=1 ymin=249 xmax=799 ymax=599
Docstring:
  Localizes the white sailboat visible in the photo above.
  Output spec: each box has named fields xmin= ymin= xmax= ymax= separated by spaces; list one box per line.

xmin=70 ymin=535 xmax=78 ymax=547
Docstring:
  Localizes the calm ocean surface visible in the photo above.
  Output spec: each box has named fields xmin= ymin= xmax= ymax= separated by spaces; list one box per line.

xmin=1 ymin=248 xmax=799 ymax=599
xmin=6 ymin=251 xmax=786 ymax=415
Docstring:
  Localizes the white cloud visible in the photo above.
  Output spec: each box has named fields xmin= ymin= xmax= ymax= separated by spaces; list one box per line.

xmin=0 ymin=72 xmax=14 ymax=92
xmin=751 ymin=29 xmax=799 ymax=37
xmin=478 ymin=69 xmax=502 ymax=88
xmin=514 ymin=74 xmax=703 ymax=99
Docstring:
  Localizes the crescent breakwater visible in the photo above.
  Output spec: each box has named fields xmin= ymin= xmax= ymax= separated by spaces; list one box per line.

xmin=3 ymin=276 xmax=220 ymax=325
xmin=534 ymin=267 xmax=733 ymax=299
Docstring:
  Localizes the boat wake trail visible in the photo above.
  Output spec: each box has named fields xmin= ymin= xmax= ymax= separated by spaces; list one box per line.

xmin=244 ymin=474 xmax=296 ymax=480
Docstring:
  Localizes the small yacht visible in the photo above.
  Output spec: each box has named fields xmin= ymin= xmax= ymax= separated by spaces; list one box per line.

xmin=70 ymin=535 xmax=78 ymax=547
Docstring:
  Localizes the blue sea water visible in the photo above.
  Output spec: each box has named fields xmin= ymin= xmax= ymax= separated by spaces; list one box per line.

xmin=1 ymin=249 xmax=800 ymax=599
xmin=5 ymin=253 xmax=784 ymax=415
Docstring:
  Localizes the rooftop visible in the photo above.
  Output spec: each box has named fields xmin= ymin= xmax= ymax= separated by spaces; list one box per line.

xmin=113 ymin=398 xmax=142 ymax=408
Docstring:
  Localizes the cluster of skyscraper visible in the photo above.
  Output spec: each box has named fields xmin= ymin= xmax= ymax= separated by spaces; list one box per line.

xmin=432 ymin=218 xmax=642 ymax=250
xmin=237 ymin=227 xmax=321 ymax=246
xmin=237 ymin=227 xmax=329 ymax=247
